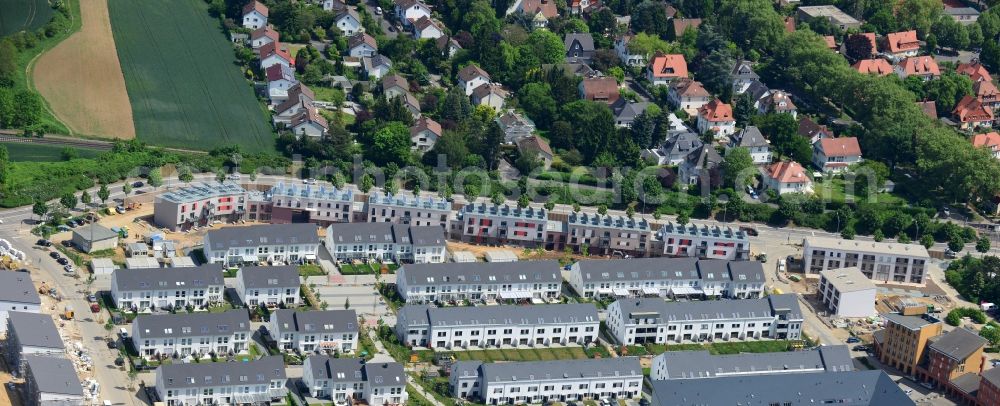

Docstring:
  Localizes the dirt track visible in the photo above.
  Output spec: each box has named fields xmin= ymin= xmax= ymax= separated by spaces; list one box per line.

xmin=33 ymin=0 xmax=135 ymax=139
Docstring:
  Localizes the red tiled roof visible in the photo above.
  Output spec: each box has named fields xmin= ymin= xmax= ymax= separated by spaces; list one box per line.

xmin=265 ymin=64 xmax=292 ymax=82
xmin=852 ymin=59 xmax=893 ymax=76
xmin=251 ymin=26 xmax=279 ymax=42
xmin=698 ymin=99 xmax=733 ymax=122
xmin=784 ymin=16 xmax=795 ymax=33
xmin=957 ymin=61 xmax=993 ymax=83
xmin=291 ymin=105 xmax=329 ymax=130
xmin=861 ymin=33 xmax=877 ymax=54
xmin=243 ymin=1 xmax=268 ymax=17
xmin=673 ymin=19 xmax=702 ymax=36
xmin=518 ymin=135 xmax=553 ymax=157
xmin=520 ymin=0 xmax=559 ymax=19
xmin=411 ymin=116 xmax=442 ymax=138
xmin=580 ymin=77 xmax=619 ymax=104
xmin=973 ymin=132 xmax=1000 ymax=149
xmin=259 ymin=41 xmax=293 ymax=64
xmin=917 ymin=101 xmax=938 ymax=119
xmin=767 ymin=161 xmax=809 ymax=184
xmin=669 ymin=79 xmax=709 ymax=98
xmin=458 ymin=64 xmax=491 ymax=82
xmin=953 ymin=95 xmax=994 ymax=123
xmin=898 ymin=56 xmax=939 ymax=77
xmin=818 ymin=137 xmax=861 ymax=157
xmin=975 ymin=80 xmax=999 ymax=101
xmin=886 ymin=30 xmax=919 ymax=54
xmin=648 ymin=53 xmax=688 ymax=79
xmin=823 ymin=36 xmax=837 ymax=49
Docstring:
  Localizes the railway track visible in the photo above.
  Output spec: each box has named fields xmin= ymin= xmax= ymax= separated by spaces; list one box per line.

xmin=0 ymin=131 xmax=208 ymax=154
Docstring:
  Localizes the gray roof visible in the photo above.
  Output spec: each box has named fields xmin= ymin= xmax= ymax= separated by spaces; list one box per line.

xmin=327 ymin=223 xmax=445 ymax=246
xmin=451 ymin=360 xmax=483 ymax=379
xmin=72 ymin=224 xmax=118 ymax=242
xmin=982 ymin=367 xmax=1000 ymax=387
xmin=112 ymin=264 xmax=224 ymax=292
xmin=616 ymin=295 xmax=801 ymax=323
xmin=238 ymin=265 xmax=300 ymax=289
xmin=159 ymin=182 xmax=245 ymax=204
xmin=944 ymin=7 xmax=979 ymax=16
xmin=306 ymin=355 xmax=365 ymax=381
xmin=363 ymin=362 xmax=406 ymax=386
xmin=399 ymin=303 xmax=598 ymax=328
xmin=746 ymin=79 xmax=770 ymax=102
xmin=767 ymin=293 xmax=804 ymax=320
xmin=206 ymin=223 xmax=319 ymax=251
xmin=614 ymin=101 xmax=653 ymax=122
xmin=575 ymin=258 xmax=764 ymax=284
xmin=0 ymin=272 xmax=40 ymax=305
xmin=683 ymin=144 xmax=722 ymax=173
xmin=24 ymin=356 xmax=82 ymax=396
xmin=158 ymin=356 xmax=286 ymax=389
xmin=663 ymin=132 xmax=704 ymax=159
xmin=733 ymin=126 xmax=768 ymax=148
xmin=654 ymin=345 xmax=853 ymax=379
xmin=884 ymin=313 xmax=941 ymax=331
xmin=650 ymin=370 xmax=913 ymax=406
xmin=929 ymin=328 xmax=987 ymax=361
xmin=8 ymin=311 xmax=63 ymax=350
xmin=400 ymin=260 xmax=561 ymax=286
xmin=731 ymin=60 xmax=758 ymax=81
xmin=481 ymin=357 xmax=642 ymax=383
xmin=950 ymin=372 xmax=981 ymax=395
xmin=564 ymin=33 xmax=594 ymax=52
xmin=133 ymin=310 xmax=250 ymax=339
xmin=271 ymin=309 xmax=357 ymax=334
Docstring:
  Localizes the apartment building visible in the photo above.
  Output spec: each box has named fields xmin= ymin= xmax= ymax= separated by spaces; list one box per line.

xmin=153 ymin=182 xmax=248 ymax=231
xmin=396 ymin=261 xmax=562 ymax=303
xmin=324 ymin=222 xmax=446 ymax=264
xmin=234 ymin=265 xmax=301 ymax=308
xmin=803 ymin=236 xmax=930 ymax=285
xmin=979 ymin=368 xmax=1000 ymax=406
xmin=204 ymin=223 xmax=320 ymax=266
xmin=650 ymin=345 xmax=853 ymax=380
xmin=873 ymin=313 xmax=944 ymax=376
xmin=921 ymin=328 xmax=987 ymax=392
xmin=131 ymin=310 xmax=252 ymax=359
xmin=396 ymin=303 xmax=599 ymax=349
xmin=110 ymin=265 xmax=225 ymax=312
xmin=606 ymin=294 xmax=803 ymax=345
xmin=23 ymin=355 xmax=84 ymax=406
xmin=269 ymin=181 xmax=357 ymax=225
xmin=5 ymin=312 xmax=64 ymax=376
xmin=567 ymin=257 xmax=766 ymax=299
xmin=302 ymin=357 xmax=408 ymax=405
xmin=656 ymin=223 xmax=751 ymax=260
xmin=561 ymin=212 xmax=652 ymax=257
xmin=0 ymin=272 xmax=41 ymax=333
xmin=649 ymin=370 xmax=914 ymax=406
xmin=155 ymin=356 xmax=287 ymax=406
xmin=269 ymin=309 xmax=358 ymax=354
xmin=819 ymin=267 xmax=877 ymax=318
xmin=455 ymin=203 xmax=549 ymax=246
xmin=367 ymin=192 xmax=451 ymax=227
xmin=450 ymin=358 xmax=643 ymax=404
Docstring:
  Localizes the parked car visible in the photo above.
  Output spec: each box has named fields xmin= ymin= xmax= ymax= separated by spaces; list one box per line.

xmin=375 ymin=6 xmax=382 ymax=14
xmin=49 ymin=252 xmax=60 ymax=259
xmin=63 ymin=265 xmax=74 ymax=273
xmin=132 ymin=181 xmax=144 ymax=188
xmin=852 ymin=345 xmax=869 ymax=352
xmin=846 ymin=337 xmax=861 ymax=343
xmin=36 ymin=239 xmax=51 ymax=247
xmin=114 ymin=357 xmax=124 ymax=366
xmin=57 ymin=258 xmax=70 ymax=265
xmin=87 ymin=294 xmax=97 ymax=303
xmin=107 ymin=339 xmax=118 ymax=349
xmin=61 ymin=240 xmax=72 ymax=247
xmin=945 ymin=249 xmax=957 ymax=259
xmin=90 ymin=303 xmax=100 ymax=313
xmin=227 ymin=173 xmax=241 ymax=180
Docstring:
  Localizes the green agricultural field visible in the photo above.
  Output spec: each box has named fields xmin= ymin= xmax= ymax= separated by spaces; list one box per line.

xmin=0 ymin=0 xmax=55 ymax=36
xmin=108 ymin=0 xmax=273 ymax=152
xmin=1 ymin=142 xmax=103 ymax=161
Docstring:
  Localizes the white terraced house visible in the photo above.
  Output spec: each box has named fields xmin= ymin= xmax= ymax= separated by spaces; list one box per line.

xmin=366 ymin=192 xmax=452 ymax=227
xmin=325 ymin=222 xmax=447 ymax=264
xmin=567 ymin=258 xmax=766 ymax=300
xmin=235 ymin=265 xmax=301 ymax=308
xmin=131 ymin=310 xmax=252 ymax=359
xmin=396 ymin=304 xmax=599 ymax=349
xmin=395 ymin=261 xmax=562 ymax=303
xmin=203 ymin=223 xmax=320 ymax=266
xmin=605 ymin=294 xmax=803 ymax=346
xmin=155 ymin=356 xmax=286 ymax=406
xmin=269 ymin=309 xmax=358 ymax=354
xmin=0 ymin=272 xmax=41 ymax=334
xmin=303 ymin=357 xmax=408 ymax=405
xmin=110 ymin=265 xmax=225 ymax=312
xmin=450 ymin=358 xmax=643 ymax=405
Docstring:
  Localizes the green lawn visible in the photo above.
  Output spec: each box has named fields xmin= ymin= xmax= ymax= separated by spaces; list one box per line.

xmin=451 ymin=347 xmax=592 ymax=362
xmin=0 ymin=142 xmax=104 ymax=162
xmin=813 ymin=178 xmax=906 ymax=206
xmin=207 ymin=303 xmax=234 ymax=313
xmin=298 ymin=264 xmax=326 ymax=277
xmin=108 ymin=0 xmax=274 ymax=152
xmin=339 ymin=263 xmax=373 ymax=275
xmin=0 ymin=0 xmax=55 ymax=37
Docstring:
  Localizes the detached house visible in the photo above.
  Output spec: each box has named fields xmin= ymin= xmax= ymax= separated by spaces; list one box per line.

xmin=363 ymin=54 xmax=392 ymax=80
xmin=496 ymin=110 xmax=536 ymax=143
xmin=269 ymin=309 xmax=358 ymax=354
xmin=259 ymin=41 xmax=293 ymax=71
xmin=763 ymin=161 xmax=812 ymax=194
xmin=696 ymin=99 xmax=736 ymax=137
xmin=395 ymin=0 xmax=432 ymax=27
xmin=647 ymin=54 xmax=688 ymax=86
xmin=612 ymin=100 xmax=653 ymax=128
xmin=975 ymin=80 xmax=1000 ymax=109
xmin=242 ymin=1 xmax=268 ymax=29
xmin=323 ymin=0 xmax=347 ymax=12
xmin=250 ymin=26 xmax=279 ymax=49
xmin=957 ymin=61 xmax=992 ymax=82
xmin=852 ymin=58 xmax=893 ymax=76
xmin=672 ymin=18 xmax=701 ymax=38
xmin=348 ymin=33 xmax=378 ymax=58
xmin=335 ymin=9 xmax=363 ymax=36
xmin=291 ymin=106 xmax=329 ymax=138
xmin=884 ymin=30 xmax=920 ymax=60
xmin=812 ymin=137 xmax=862 ymax=172
xmin=564 ymin=33 xmax=595 ymax=60
xmin=615 ymin=35 xmax=646 ymax=67
xmin=679 ymin=144 xmax=722 ymax=187
xmin=517 ymin=135 xmax=554 ymax=170
xmin=797 ymin=116 xmax=832 ymax=144
xmin=458 ymin=64 xmax=491 ymax=96
xmin=579 ymin=76 xmax=620 ymax=105
xmin=273 ymin=84 xmax=315 ymax=125
xmin=436 ymin=35 xmax=462 ymax=58
xmin=235 ymin=265 xmax=302 ymax=308
xmin=643 ymin=131 xmax=703 ymax=166
xmin=895 ymin=56 xmax=940 ymax=80
xmin=410 ymin=116 xmax=442 ymax=152
xmin=731 ymin=60 xmax=759 ymax=94
xmin=514 ymin=0 xmax=559 ymax=27
xmin=972 ymin=132 xmax=1000 ymax=159
xmin=728 ymin=126 xmax=771 ymax=164
xmin=381 ymin=74 xmax=409 ymax=100
xmin=265 ymin=64 xmax=297 ymax=104
xmin=757 ymin=89 xmax=797 ymax=118
xmin=471 ymin=83 xmax=509 ymax=111
xmin=953 ymin=95 xmax=994 ymax=130
xmin=411 ymin=16 xmax=444 ymax=40
xmin=667 ymin=79 xmax=711 ymax=115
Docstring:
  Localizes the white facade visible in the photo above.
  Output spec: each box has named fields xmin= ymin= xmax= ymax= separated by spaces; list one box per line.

xmin=260 ymin=53 xmax=291 ymax=70
xmin=802 ymin=236 xmax=930 ymax=285
xmin=131 ymin=311 xmax=251 ymax=359
xmin=336 ymin=13 xmax=362 ymax=36
xmin=614 ymin=37 xmax=645 ymax=67
xmin=110 ymin=266 xmax=225 ymax=312
xmin=819 ymin=267 xmax=877 ymax=318
xmin=366 ymin=192 xmax=452 ymax=227
xmin=242 ymin=10 xmax=267 ymax=29
xmin=234 ymin=266 xmax=302 ymax=308
xmin=567 ymin=258 xmax=765 ymax=300
xmin=349 ymin=43 xmax=377 ymax=58
xmin=696 ymin=113 xmax=736 ymax=137
xmin=460 ymin=74 xmax=489 ymax=96
xmin=269 ymin=181 xmax=356 ymax=225
xmin=396 ymin=261 xmax=562 ymax=303
xmin=396 ymin=304 xmax=599 ymax=349
xmin=203 ymin=223 xmax=320 ymax=266
xmin=269 ymin=309 xmax=358 ymax=354
xmin=0 ymin=273 xmax=42 ymax=333
xmin=451 ymin=358 xmax=643 ymax=405
xmin=395 ymin=1 xmax=432 ymax=26
xmin=411 ymin=128 xmax=438 ymax=151
xmin=325 ymin=223 xmax=446 ymax=264
xmin=155 ymin=356 xmax=286 ymax=406
xmin=302 ymin=357 xmax=408 ymax=406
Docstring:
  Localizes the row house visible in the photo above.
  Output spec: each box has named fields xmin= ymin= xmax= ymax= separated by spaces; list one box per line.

xmin=567 ymin=257 xmax=765 ymax=300
xmin=454 ymin=203 xmax=549 ymax=246
xmin=560 ymin=212 xmax=651 ymax=257
xmin=605 ymin=294 xmax=804 ymax=345
xmin=153 ymin=182 xmax=248 ymax=231
xmin=155 ymin=356 xmax=287 ymax=406
xmin=131 ymin=310 xmax=251 ymax=359
xmin=4 ymin=312 xmax=64 ymax=376
xmin=395 ymin=303 xmax=598 ymax=349
xmin=234 ymin=265 xmax=301 ymax=308
xmin=23 ymin=356 xmax=84 ymax=406
xmin=325 ymin=222 xmax=446 ymax=263
xmin=657 ymin=222 xmax=752 ymax=260
xmin=450 ymin=358 xmax=643 ymax=404
xmin=302 ymin=357 xmax=408 ymax=405
xmin=802 ymin=236 xmax=930 ymax=285
xmin=268 ymin=309 xmax=358 ymax=354
xmin=395 ymin=260 xmax=562 ymax=303
xmin=650 ymin=345 xmax=853 ymax=380
xmin=367 ymin=192 xmax=452 ymax=227
xmin=650 ymin=370 xmax=913 ymax=405
xmin=0 ymin=273 xmax=41 ymax=334
xmin=203 ymin=223 xmax=320 ymax=266
xmin=110 ymin=265 xmax=225 ymax=312
xmin=269 ymin=181 xmax=357 ymax=225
